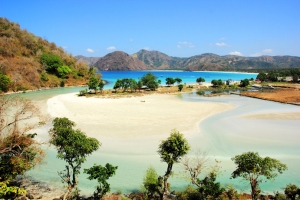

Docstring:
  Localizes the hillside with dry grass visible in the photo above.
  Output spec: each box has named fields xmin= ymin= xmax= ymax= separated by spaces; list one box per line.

xmin=0 ymin=17 xmax=91 ymax=92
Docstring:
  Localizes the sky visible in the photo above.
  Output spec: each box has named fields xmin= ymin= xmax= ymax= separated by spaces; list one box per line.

xmin=1 ymin=0 xmax=300 ymax=58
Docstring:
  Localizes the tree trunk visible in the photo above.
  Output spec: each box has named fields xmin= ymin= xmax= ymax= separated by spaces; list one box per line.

xmin=162 ymin=163 xmax=173 ymax=199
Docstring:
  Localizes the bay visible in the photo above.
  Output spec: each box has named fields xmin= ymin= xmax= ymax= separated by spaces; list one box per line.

xmin=22 ymin=71 xmax=300 ymax=195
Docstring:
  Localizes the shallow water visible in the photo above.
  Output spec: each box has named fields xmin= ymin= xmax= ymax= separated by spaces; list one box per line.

xmin=27 ymin=91 xmax=300 ymax=195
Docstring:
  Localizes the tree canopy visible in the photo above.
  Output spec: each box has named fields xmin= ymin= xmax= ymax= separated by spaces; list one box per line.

xmin=0 ymin=73 xmax=11 ymax=92
xmin=231 ymin=151 xmax=287 ymax=200
xmin=141 ymin=73 xmax=159 ymax=90
xmin=158 ymin=129 xmax=190 ymax=199
xmin=49 ymin=117 xmax=101 ymax=199
xmin=196 ymin=77 xmax=205 ymax=84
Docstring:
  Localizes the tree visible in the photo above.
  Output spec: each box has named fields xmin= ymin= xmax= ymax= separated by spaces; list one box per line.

xmin=157 ymin=129 xmax=190 ymax=199
xmin=284 ymin=184 xmax=299 ymax=200
xmin=40 ymin=53 xmax=63 ymax=74
xmin=141 ymin=73 xmax=159 ymax=90
xmin=175 ymin=78 xmax=182 ymax=85
xmin=0 ymin=95 xmax=44 ymax=181
xmin=165 ymin=77 xmax=175 ymax=86
xmin=240 ymin=78 xmax=250 ymax=87
xmin=113 ymin=79 xmax=122 ymax=93
xmin=211 ymin=79 xmax=224 ymax=87
xmin=98 ymin=80 xmax=105 ymax=93
xmin=137 ymin=80 xmax=143 ymax=92
xmin=178 ymin=84 xmax=183 ymax=91
xmin=197 ymin=172 xmax=225 ymax=199
xmin=84 ymin=163 xmax=118 ymax=199
xmin=256 ymin=72 xmax=267 ymax=82
xmin=182 ymin=150 xmax=224 ymax=199
xmin=231 ymin=152 xmax=287 ymax=200
xmin=196 ymin=77 xmax=205 ymax=85
xmin=142 ymin=166 xmax=160 ymax=199
xmin=49 ymin=117 xmax=100 ymax=200
xmin=0 ymin=73 xmax=12 ymax=93
xmin=88 ymin=76 xmax=100 ymax=93
xmin=57 ymin=65 xmax=72 ymax=78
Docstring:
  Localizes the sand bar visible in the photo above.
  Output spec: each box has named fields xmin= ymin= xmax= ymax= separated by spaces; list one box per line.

xmin=47 ymin=93 xmax=235 ymax=139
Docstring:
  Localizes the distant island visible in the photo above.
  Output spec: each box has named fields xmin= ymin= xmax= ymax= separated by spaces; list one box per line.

xmin=76 ymin=49 xmax=300 ymax=71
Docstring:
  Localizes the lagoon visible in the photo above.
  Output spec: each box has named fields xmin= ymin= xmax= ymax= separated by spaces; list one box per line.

xmin=22 ymin=71 xmax=300 ymax=195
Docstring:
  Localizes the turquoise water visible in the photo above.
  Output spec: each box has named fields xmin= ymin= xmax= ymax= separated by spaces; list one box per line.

xmin=101 ymin=70 xmax=257 ymax=89
xmin=23 ymin=71 xmax=300 ymax=195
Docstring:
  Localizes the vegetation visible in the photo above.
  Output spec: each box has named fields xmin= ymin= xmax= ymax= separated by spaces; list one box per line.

xmin=49 ymin=117 xmax=101 ymax=199
xmin=0 ymin=95 xmax=44 ymax=198
xmin=141 ymin=166 xmax=160 ymax=199
xmin=157 ymin=129 xmax=190 ymax=199
xmin=240 ymin=78 xmax=250 ymax=87
xmin=211 ymin=79 xmax=224 ymax=87
xmin=140 ymin=73 xmax=159 ymax=90
xmin=84 ymin=163 xmax=118 ymax=199
xmin=196 ymin=77 xmax=205 ymax=84
xmin=0 ymin=73 xmax=11 ymax=92
xmin=0 ymin=17 xmax=91 ymax=92
xmin=231 ymin=152 xmax=288 ymax=200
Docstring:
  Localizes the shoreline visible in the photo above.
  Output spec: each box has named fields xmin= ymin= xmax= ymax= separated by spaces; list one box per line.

xmin=46 ymin=92 xmax=234 ymax=140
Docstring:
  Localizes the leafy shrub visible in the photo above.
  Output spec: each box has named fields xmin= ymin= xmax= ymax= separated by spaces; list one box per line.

xmin=0 ymin=181 xmax=26 ymax=198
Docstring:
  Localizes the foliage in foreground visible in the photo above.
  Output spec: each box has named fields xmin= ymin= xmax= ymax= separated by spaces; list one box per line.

xmin=84 ymin=163 xmax=118 ymax=199
xmin=0 ymin=95 xmax=44 ymax=181
xmin=49 ymin=117 xmax=101 ymax=200
xmin=231 ymin=151 xmax=288 ymax=200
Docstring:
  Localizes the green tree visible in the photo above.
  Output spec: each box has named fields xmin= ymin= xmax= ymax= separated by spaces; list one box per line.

xmin=0 ymin=73 xmax=11 ymax=92
xmin=178 ymin=84 xmax=183 ymax=91
xmin=40 ymin=53 xmax=63 ymax=74
xmin=98 ymin=80 xmax=105 ymax=93
xmin=211 ymin=79 xmax=224 ymax=87
xmin=256 ymin=72 xmax=267 ymax=82
xmin=231 ymin=152 xmax=287 ymax=200
xmin=196 ymin=77 xmax=205 ymax=84
xmin=88 ymin=76 xmax=100 ymax=93
xmin=165 ymin=77 xmax=175 ymax=86
xmin=57 ymin=65 xmax=72 ymax=78
xmin=197 ymin=172 xmax=225 ymax=199
xmin=137 ymin=80 xmax=143 ymax=92
xmin=284 ymin=184 xmax=299 ymax=200
xmin=141 ymin=73 xmax=159 ymax=90
xmin=113 ymin=79 xmax=122 ymax=93
xmin=175 ymin=77 xmax=182 ymax=85
xmin=142 ymin=166 xmax=160 ymax=199
xmin=49 ymin=117 xmax=100 ymax=200
xmin=240 ymin=78 xmax=250 ymax=87
xmin=84 ymin=163 xmax=118 ymax=199
xmin=158 ymin=129 xmax=190 ymax=199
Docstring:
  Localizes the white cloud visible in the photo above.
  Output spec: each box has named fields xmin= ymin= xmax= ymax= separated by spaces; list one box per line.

xmin=263 ymin=48 xmax=273 ymax=53
xmin=250 ymin=52 xmax=262 ymax=57
xmin=87 ymin=48 xmax=95 ymax=53
xmin=216 ymin=42 xmax=227 ymax=47
xmin=143 ymin=47 xmax=150 ymax=50
xmin=106 ymin=46 xmax=116 ymax=51
xmin=229 ymin=51 xmax=243 ymax=56
xmin=178 ymin=41 xmax=195 ymax=48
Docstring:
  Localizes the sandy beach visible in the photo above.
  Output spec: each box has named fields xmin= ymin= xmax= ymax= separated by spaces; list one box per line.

xmin=47 ymin=93 xmax=235 ymax=140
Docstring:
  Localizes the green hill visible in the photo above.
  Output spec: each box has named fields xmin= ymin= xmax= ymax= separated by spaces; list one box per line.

xmin=0 ymin=17 xmax=91 ymax=92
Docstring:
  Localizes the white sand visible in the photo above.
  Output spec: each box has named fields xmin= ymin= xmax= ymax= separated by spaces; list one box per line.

xmin=47 ymin=93 xmax=234 ymax=139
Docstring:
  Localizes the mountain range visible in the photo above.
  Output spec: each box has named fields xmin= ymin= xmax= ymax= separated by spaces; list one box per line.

xmin=76 ymin=50 xmax=300 ymax=71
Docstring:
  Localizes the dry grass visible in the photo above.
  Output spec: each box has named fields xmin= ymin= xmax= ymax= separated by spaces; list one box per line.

xmin=241 ymin=88 xmax=300 ymax=104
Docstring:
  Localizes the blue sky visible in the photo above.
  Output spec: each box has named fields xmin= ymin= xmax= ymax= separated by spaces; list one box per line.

xmin=1 ymin=0 xmax=300 ymax=58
